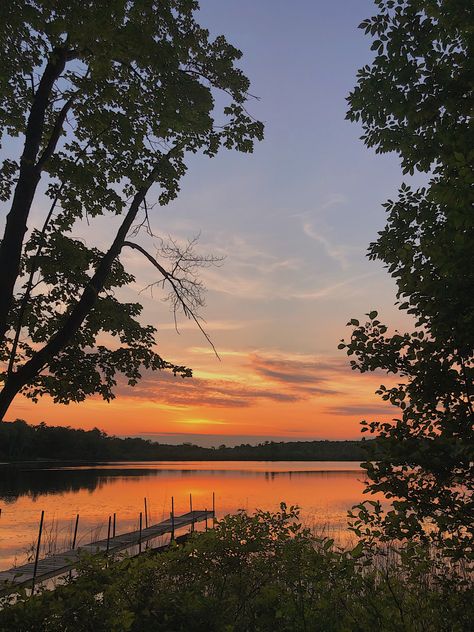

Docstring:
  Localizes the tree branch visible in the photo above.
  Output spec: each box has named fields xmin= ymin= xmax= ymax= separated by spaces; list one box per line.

xmin=36 ymin=92 xmax=79 ymax=170
xmin=122 ymin=240 xmax=220 ymax=359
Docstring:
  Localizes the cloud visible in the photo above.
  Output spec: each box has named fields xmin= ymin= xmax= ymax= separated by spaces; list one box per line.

xmin=248 ymin=353 xmax=343 ymax=396
xmin=302 ymin=221 xmax=353 ymax=268
xmin=317 ymin=193 xmax=348 ymax=212
xmin=292 ymin=271 xmax=378 ymax=301
xmin=251 ymin=358 xmax=326 ymax=385
xmin=289 ymin=193 xmax=348 ymax=219
xmin=114 ymin=370 xmax=300 ymax=409
xmin=325 ymin=404 xmax=395 ymax=417
xmin=178 ymin=417 xmax=228 ymax=426
xmin=250 ymin=353 xmax=348 ymax=379
xmin=158 ymin=320 xmax=246 ymax=332
xmin=194 ymin=232 xmax=303 ymax=300
xmin=292 ymin=193 xmax=355 ymax=269
xmin=113 ymin=350 xmax=349 ymax=410
xmin=188 ymin=347 xmax=248 ymax=358
xmin=254 ymin=366 xmax=323 ymax=384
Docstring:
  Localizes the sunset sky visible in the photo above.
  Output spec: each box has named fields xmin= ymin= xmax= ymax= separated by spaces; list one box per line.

xmin=7 ymin=0 xmax=415 ymax=445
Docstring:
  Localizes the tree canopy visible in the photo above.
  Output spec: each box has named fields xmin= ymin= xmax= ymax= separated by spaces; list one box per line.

xmin=342 ymin=0 xmax=473 ymax=557
xmin=0 ymin=0 xmax=263 ymax=419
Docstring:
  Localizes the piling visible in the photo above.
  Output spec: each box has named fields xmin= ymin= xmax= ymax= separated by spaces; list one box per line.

xmin=72 ymin=514 xmax=79 ymax=549
xmin=138 ymin=512 xmax=143 ymax=554
xmin=31 ymin=510 xmax=44 ymax=596
xmin=106 ymin=516 xmax=112 ymax=555
xmin=171 ymin=496 xmax=175 ymax=541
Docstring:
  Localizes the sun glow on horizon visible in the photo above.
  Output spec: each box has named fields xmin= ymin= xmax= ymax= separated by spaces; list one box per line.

xmin=8 ymin=344 xmax=398 ymax=443
xmin=178 ymin=417 xmax=228 ymax=426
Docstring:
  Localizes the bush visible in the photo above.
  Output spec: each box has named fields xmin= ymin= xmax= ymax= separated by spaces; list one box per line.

xmin=1 ymin=505 xmax=472 ymax=631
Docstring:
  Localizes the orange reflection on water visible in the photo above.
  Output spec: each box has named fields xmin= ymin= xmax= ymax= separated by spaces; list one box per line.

xmin=0 ymin=461 xmax=374 ymax=571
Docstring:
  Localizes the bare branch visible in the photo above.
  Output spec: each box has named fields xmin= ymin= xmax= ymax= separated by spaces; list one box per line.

xmin=129 ymin=199 xmax=155 ymax=238
xmin=122 ymin=239 xmax=223 ymax=359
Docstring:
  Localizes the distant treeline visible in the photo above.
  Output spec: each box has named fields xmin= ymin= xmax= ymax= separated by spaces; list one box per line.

xmin=0 ymin=420 xmax=372 ymax=462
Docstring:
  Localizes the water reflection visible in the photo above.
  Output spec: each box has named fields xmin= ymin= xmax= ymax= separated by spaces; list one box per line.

xmin=0 ymin=461 xmax=369 ymax=571
xmin=0 ymin=462 xmax=363 ymax=503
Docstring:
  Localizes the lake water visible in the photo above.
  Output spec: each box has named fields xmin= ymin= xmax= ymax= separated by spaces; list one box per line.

xmin=0 ymin=461 xmax=370 ymax=571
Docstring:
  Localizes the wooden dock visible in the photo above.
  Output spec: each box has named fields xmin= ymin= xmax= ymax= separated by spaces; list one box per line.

xmin=0 ymin=509 xmax=213 ymax=594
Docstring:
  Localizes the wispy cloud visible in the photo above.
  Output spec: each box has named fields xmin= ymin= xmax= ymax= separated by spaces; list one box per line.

xmin=158 ymin=320 xmax=246 ymax=332
xmin=290 ymin=192 xmax=356 ymax=269
xmin=291 ymin=270 xmax=378 ymax=300
xmin=178 ymin=417 xmax=228 ymax=426
xmin=302 ymin=221 xmax=353 ymax=268
xmin=248 ymin=353 xmax=343 ymax=396
xmin=195 ymin=232 xmax=303 ymax=299
xmin=114 ymin=370 xmax=300 ymax=409
xmin=188 ymin=347 xmax=249 ymax=358
xmin=290 ymin=193 xmax=348 ymax=219
xmin=114 ymin=350 xmax=348 ymax=409
xmin=325 ymin=404 xmax=396 ymax=417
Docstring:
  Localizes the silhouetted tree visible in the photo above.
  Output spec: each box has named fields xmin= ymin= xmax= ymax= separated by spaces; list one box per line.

xmin=342 ymin=0 xmax=473 ymax=557
xmin=0 ymin=0 xmax=263 ymax=419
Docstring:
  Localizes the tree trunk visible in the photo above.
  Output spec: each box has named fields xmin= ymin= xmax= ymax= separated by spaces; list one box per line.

xmin=0 ymin=374 xmax=22 ymax=421
xmin=0 ymin=48 xmax=68 ymax=341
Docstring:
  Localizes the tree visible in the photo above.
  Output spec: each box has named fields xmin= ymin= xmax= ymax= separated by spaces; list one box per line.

xmin=0 ymin=0 xmax=263 ymax=420
xmin=341 ymin=0 xmax=473 ymax=556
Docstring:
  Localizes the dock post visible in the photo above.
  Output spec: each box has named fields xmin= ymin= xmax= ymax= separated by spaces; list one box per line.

xmin=31 ymin=510 xmax=44 ymax=596
xmin=171 ymin=496 xmax=175 ymax=541
xmin=205 ymin=508 xmax=208 ymax=531
xmin=212 ymin=491 xmax=216 ymax=526
xmin=190 ymin=493 xmax=194 ymax=532
xmin=139 ymin=512 xmax=143 ymax=554
xmin=113 ymin=513 xmax=116 ymax=538
xmin=68 ymin=514 xmax=80 ymax=581
xmin=106 ymin=516 xmax=112 ymax=556
xmin=72 ymin=514 xmax=79 ymax=549
xmin=144 ymin=498 xmax=149 ymax=549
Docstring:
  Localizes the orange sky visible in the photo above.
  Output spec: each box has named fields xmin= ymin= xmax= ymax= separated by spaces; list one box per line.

xmin=8 ymin=341 xmax=398 ymax=444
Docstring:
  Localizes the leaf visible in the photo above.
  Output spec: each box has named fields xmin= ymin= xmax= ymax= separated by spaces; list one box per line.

xmin=350 ymin=542 xmax=364 ymax=558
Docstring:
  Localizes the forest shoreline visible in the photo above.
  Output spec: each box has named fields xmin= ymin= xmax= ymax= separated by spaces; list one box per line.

xmin=0 ymin=420 xmax=372 ymax=462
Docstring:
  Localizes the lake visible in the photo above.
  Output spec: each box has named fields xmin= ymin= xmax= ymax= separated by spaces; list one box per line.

xmin=0 ymin=461 xmax=370 ymax=571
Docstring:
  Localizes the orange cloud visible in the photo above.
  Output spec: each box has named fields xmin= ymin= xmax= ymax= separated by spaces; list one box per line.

xmin=7 ymin=345 xmax=397 ymax=443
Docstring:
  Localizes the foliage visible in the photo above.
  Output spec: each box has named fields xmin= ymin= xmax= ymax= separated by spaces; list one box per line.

xmin=1 ymin=506 xmax=472 ymax=631
xmin=342 ymin=0 xmax=473 ymax=557
xmin=0 ymin=0 xmax=263 ymax=419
